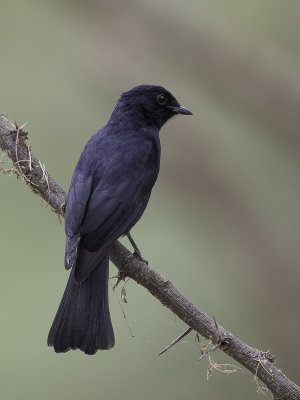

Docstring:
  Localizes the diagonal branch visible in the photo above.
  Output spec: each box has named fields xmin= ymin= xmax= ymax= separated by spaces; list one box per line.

xmin=0 ymin=115 xmax=299 ymax=400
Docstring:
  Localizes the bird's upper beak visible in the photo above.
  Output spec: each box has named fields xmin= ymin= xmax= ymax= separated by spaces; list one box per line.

xmin=170 ymin=105 xmax=193 ymax=115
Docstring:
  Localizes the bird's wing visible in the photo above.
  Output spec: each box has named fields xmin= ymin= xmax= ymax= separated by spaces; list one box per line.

xmin=80 ymin=171 xmax=153 ymax=249
xmin=65 ymin=168 xmax=93 ymax=236
xmin=73 ymin=172 xmax=153 ymax=281
xmin=64 ymin=168 xmax=93 ymax=270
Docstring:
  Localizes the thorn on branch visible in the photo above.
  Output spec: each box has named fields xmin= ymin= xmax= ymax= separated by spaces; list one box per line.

xmin=198 ymin=342 xmax=220 ymax=360
xmin=158 ymin=327 xmax=193 ymax=356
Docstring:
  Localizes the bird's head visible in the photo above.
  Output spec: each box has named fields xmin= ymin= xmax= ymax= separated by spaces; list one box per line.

xmin=114 ymin=85 xmax=192 ymax=129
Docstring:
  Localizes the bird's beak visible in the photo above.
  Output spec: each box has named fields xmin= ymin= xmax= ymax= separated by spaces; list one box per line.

xmin=170 ymin=105 xmax=193 ymax=115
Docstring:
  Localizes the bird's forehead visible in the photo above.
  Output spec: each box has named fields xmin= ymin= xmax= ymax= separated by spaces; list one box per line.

xmin=122 ymin=85 xmax=173 ymax=99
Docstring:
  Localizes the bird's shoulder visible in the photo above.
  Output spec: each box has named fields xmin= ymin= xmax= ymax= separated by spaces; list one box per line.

xmin=78 ymin=125 xmax=160 ymax=173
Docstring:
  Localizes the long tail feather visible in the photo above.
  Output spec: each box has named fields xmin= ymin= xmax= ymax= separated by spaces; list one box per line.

xmin=48 ymin=255 xmax=114 ymax=355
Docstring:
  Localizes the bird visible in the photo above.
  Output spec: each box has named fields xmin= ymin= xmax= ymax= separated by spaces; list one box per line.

xmin=47 ymin=85 xmax=192 ymax=355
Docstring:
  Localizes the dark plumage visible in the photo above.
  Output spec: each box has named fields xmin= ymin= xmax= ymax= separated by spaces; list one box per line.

xmin=48 ymin=85 xmax=192 ymax=355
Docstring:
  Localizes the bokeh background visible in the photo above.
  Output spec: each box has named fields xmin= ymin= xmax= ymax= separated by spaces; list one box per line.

xmin=1 ymin=1 xmax=300 ymax=399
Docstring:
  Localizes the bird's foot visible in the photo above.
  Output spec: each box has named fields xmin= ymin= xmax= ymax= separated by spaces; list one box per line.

xmin=127 ymin=250 xmax=148 ymax=265
xmin=126 ymin=231 xmax=148 ymax=265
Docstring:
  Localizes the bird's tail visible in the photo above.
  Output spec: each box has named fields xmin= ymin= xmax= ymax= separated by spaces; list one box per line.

xmin=47 ymin=255 xmax=115 ymax=355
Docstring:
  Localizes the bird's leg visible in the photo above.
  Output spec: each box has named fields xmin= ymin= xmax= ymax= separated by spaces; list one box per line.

xmin=126 ymin=231 xmax=148 ymax=264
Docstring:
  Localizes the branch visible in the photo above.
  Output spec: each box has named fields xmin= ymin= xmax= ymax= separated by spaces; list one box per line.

xmin=1 ymin=115 xmax=299 ymax=400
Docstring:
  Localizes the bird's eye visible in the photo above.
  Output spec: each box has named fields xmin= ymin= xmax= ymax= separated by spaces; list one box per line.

xmin=157 ymin=94 xmax=167 ymax=105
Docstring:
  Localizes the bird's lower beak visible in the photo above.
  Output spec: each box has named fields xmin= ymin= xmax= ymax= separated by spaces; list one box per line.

xmin=171 ymin=105 xmax=193 ymax=115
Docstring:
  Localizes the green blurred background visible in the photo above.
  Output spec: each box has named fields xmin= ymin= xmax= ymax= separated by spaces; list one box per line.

xmin=1 ymin=1 xmax=299 ymax=399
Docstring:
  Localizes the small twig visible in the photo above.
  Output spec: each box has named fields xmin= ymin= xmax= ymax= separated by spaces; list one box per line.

xmin=15 ymin=123 xmax=20 ymax=171
xmin=111 ymin=270 xmax=127 ymax=290
xmin=38 ymin=160 xmax=50 ymax=200
xmin=198 ymin=342 xmax=220 ymax=360
xmin=158 ymin=327 xmax=192 ymax=356
xmin=27 ymin=144 xmax=32 ymax=171
xmin=13 ymin=122 xmax=35 ymax=184
xmin=109 ymin=280 xmax=135 ymax=338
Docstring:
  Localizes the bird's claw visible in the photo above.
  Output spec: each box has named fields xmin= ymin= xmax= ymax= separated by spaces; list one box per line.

xmin=125 ymin=232 xmax=148 ymax=264
xmin=127 ymin=251 xmax=148 ymax=265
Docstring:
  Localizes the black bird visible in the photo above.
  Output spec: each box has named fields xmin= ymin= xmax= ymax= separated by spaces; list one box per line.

xmin=48 ymin=85 xmax=192 ymax=355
